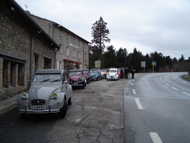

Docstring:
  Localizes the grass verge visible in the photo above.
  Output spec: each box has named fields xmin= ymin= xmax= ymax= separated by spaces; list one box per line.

xmin=182 ymin=74 xmax=190 ymax=81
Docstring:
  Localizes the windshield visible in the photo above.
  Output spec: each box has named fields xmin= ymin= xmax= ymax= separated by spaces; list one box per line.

xmin=69 ymin=71 xmax=82 ymax=76
xmin=33 ymin=74 xmax=61 ymax=82
xmin=109 ymin=70 xmax=117 ymax=73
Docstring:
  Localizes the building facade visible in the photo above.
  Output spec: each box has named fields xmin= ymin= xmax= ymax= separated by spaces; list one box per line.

xmin=0 ymin=0 xmax=59 ymax=99
xmin=30 ymin=15 xmax=89 ymax=70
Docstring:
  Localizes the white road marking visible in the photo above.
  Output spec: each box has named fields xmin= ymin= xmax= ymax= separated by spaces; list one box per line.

xmin=165 ymin=83 xmax=169 ymax=86
xmin=182 ymin=91 xmax=190 ymax=96
xmin=132 ymin=89 xmax=136 ymax=95
xmin=172 ymin=86 xmax=178 ymax=91
xmin=130 ymin=82 xmax=134 ymax=86
xmin=149 ymin=132 xmax=163 ymax=143
xmin=135 ymin=98 xmax=144 ymax=110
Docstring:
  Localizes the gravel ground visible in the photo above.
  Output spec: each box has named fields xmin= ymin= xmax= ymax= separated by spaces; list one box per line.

xmin=0 ymin=79 xmax=128 ymax=143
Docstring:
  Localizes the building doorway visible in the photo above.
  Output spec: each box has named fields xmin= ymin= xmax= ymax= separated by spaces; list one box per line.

xmin=18 ymin=63 xmax=25 ymax=86
xmin=3 ymin=60 xmax=9 ymax=88
xmin=44 ymin=57 xmax=52 ymax=69
xmin=10 ymin=62 xmax=16 ymax=87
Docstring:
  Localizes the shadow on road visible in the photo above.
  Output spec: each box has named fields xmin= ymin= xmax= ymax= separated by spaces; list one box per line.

xmin=0 ymin=108 xmax=59 ymax=143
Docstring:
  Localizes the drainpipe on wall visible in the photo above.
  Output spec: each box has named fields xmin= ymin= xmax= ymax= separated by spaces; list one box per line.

xmin=83 ymin=45 xmax=84 ymax=69
xmin=29 ymin=35 xmax=33 ymax=88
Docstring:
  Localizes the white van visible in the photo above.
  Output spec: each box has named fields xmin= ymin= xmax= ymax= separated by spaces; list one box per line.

xmin=106 ymin=68 xmax=119 ymax=80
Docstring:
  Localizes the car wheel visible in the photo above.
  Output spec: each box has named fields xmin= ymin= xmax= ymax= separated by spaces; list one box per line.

xmin=68 ymin=97 xmax=72 ymax=105
xmin=82 ymin=84 xmax=85 ymax=89
xmin=59 ymin=99 xmax=68 ymax=118
xmin=82 ymin=81 xmax=86 ymax=89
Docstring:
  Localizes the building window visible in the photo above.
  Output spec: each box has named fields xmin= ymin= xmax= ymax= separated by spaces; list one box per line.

xmin=10 ymin=62 xmax=16 ymax=87
xmin=44 ymin=57 xmax=52 ymax=69
xmin=3 ymin=60 xmax=9 ymax=88
xmin=34 ymin=53 xmax=39 ymax=71
xmin=18 ymin=63 xmax=25 ymax=86
xmin=66 ymin=47 xmax=70 ymax=56
xmin=59 ymin=61 xmax=61 ymax=69
xmin=57 ymin=61 xmax=61 ymax=70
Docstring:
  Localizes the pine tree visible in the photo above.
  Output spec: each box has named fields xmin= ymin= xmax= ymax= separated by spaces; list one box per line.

xmin=90 ymin=17 xmax=110 ymax=68
xmin=91 ymin=17 xmax=110 ymax=54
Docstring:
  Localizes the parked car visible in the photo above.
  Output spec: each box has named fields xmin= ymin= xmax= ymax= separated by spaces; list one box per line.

xmin=118 ymin=68 xmax=124 ymax=78
xmin=106 ymin=68 xmax=119 ymax=80
xmin=83 ymin=70 xmax=91 ymax=83
xmin=69 ymin=70 xmax=87 ymax=88
xmin=90 ymin=71 xmax=102 ymax=81
xmin=100 ymin=69 xmax=107 ymax=79
xmin=17 ymin=69 xmax=72 ymax=117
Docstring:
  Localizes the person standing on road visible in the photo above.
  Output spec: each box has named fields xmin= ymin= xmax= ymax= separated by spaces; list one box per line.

xmin=120 ymin=69 xmax=124 ymax=79
xmin=124 ymin=67 xmax=129 ymax=79
xmin=131 ymin=68 xmax=135 ymax=79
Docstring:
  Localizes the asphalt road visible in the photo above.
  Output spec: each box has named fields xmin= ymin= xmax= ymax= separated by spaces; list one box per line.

xmin=125 ymin=72 xmax=190 ymax=143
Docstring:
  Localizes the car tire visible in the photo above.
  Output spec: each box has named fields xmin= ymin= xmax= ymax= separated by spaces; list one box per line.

xmin=82 ymin=82 xmax=86 ymax=89
xmin=59 ymin=99 xmax=67 ymax=118
xmin=68 ymin=97 xmax=72 ymax=105
xmin=82 ymin=84 xmax=85 ymax=89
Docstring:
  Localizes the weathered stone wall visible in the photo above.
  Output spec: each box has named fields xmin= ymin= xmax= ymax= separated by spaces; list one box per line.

xmin=0 ymin=58 xmax=3 ymax=88
xmin=32 ymin=37 xmax=56 ymax=75
xmin=0 ymin=10 xmax=56 ymax=99
xmin=29 ymin=15 xmax=54 ymax=38
xmin=0 ymin=12 xmax=31 ymax=88
xmin=31 ymin=15 xmax=89 ymax=69
xmin=53 ymin=27 xmax=84 ymax=66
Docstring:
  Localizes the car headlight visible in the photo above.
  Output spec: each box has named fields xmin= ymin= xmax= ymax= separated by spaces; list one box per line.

xmin=49 ymin=93 xmax=58 ymax=100
xmin=21 ymin=92 xmax=29 ymax=100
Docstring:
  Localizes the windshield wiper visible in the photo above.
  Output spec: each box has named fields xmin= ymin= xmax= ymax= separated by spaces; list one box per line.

xmin=40 ymin=79 xmax=50 ymax=82
xmin=51 ymin=79 xmax=61 ymax=82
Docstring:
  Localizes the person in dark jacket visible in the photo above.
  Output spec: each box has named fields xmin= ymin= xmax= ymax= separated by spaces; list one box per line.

xmin=120 ymin=69 xmax=124 ymax=79
xmin=124 ymin=67 xmax=129 ymax=79
xmin=131 ymin=68 xmax=135 ymax=79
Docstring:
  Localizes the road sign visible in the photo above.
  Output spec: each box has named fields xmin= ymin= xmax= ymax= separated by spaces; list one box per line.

xmin=141 ymin=61 xmax=146 ymax=68
xmin=95 ymin=60 xmax=101 ymax=68
xmin=152 ymin=61 xmax=156 ymax=66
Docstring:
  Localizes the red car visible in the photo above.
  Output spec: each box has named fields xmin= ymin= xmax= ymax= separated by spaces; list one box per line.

xmin=82 ymin=70 xmax=91 ymax=83
xmin=69 ymin=70 xmax=87 ymax=89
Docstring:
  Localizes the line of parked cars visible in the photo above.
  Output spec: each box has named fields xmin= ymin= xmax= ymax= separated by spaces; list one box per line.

xmin=68 ymin=69 xmax=103 ymax=89
xmin=17 ymin=68 xmax=122 ymax=118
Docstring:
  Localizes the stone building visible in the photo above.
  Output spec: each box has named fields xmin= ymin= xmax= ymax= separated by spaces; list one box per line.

xmin=0 ymin=0 xmax=59 ymax=99
xmin=30 ymin=15 xmax=89 ymax=70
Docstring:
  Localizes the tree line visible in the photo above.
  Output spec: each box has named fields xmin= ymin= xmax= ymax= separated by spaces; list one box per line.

xmin=90 ymin=17 xmax=190 ymax=72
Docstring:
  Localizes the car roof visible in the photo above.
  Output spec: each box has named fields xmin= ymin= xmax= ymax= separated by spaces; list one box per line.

xmin=69 ymin=70 xmax=83 ymax=72
xmin=35 ymin=69 xmax=62 ymax=74
xmin=108 ymin=68 xmax=118 ymax=70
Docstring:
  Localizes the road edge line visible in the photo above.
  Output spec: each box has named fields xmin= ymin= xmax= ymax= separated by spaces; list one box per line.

xmin=121 ymin=88 xmax=127 ymax=143
xmin=135 ymin=97 xmax=144 ymax=110
xmin=149 ymin=132 xmax=163 ymax=143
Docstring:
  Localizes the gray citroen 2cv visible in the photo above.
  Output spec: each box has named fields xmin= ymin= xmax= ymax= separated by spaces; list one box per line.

xmin=17 ymin=69 xmax=72 ymax=117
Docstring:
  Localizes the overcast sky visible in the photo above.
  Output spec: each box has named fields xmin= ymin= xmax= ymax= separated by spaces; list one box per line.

xmin=16 ymin=0 xmax=190 ymax=58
